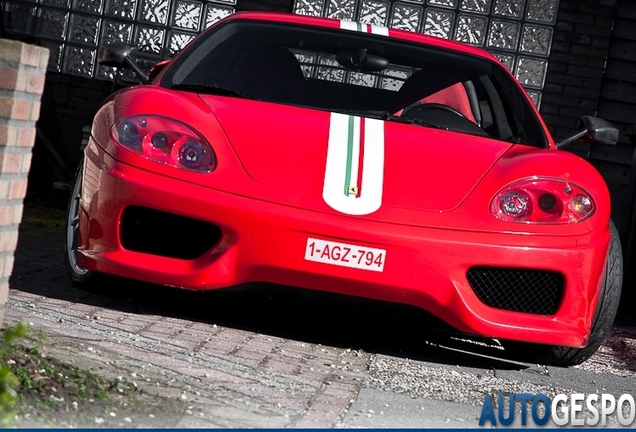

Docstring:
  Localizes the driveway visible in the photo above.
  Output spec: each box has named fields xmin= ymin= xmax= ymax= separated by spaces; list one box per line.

xmin=6 ymin=209 xmax=636 ymax=427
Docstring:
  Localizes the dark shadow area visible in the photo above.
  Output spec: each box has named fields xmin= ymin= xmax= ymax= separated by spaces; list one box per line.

xmin=91 ymin=278 xmax=522 ymax=368
xmin=11 ymin=212 xmax=528 ymax=371
xmin=24 ymin=74 xmax=114 ymax=208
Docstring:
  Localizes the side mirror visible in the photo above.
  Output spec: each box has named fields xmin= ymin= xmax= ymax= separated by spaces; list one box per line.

xmin=97 ymin=43 xmax=151 ymax=85
xmin=556 ymin=116 xmax=619 ymax=149
xmin=147 ymin=59 xmax=171 ymax=81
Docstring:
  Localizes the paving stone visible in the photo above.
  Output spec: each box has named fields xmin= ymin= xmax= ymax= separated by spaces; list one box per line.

xmin=8 ymin=209 xmax=636 ymax=428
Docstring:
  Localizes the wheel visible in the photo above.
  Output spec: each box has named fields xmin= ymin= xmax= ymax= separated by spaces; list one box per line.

xmin=529 ymin=220 xmax=623 ymax=366
xmin=64 ymin=163 xmax=97 ymax=286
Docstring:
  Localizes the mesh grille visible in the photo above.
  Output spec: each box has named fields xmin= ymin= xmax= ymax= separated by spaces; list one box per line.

xmin=466 ymin=267 xmax=564 ymax=315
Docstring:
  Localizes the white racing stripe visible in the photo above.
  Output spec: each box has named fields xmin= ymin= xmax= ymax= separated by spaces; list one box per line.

xmin=323 ymin=113 xmax=385 ymax=215
xmin=340 ymin=20 xmax=360 ymax=32
xmin=323 ymin=20 xmax=387 ymax=215
xmin=369 ymin=25 xmax=389 ymax=36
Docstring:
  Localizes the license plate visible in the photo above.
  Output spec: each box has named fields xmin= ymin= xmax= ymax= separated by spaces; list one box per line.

xmin=304 ymin=238 xmax=386 ymax=272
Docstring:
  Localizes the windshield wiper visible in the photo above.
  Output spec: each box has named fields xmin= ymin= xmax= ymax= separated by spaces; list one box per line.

xmin=169 ymin=83 xmax=250 ymax=99
xmin=332 ymin=109 xmax=447 ymax=130
xmin=380 ymin=112 xmax=448 ymax=130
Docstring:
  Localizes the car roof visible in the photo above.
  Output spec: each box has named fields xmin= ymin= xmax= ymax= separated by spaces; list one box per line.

xmin=221 ymin=11 xmax=501 ymax=64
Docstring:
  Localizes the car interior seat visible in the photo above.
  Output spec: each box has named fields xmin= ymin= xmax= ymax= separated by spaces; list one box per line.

xmin=393 ymin=70 xmax=479 ymax=124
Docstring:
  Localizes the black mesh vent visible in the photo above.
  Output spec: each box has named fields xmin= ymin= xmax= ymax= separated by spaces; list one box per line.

xmin=121 ymin=206 xmax=222 ymax=260
xmin=466 ymin=267 xmax=564 ymax=315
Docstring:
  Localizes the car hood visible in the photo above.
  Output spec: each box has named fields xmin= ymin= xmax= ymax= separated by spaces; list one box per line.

xmin=201 ymin=96 xmax=512 ymax=215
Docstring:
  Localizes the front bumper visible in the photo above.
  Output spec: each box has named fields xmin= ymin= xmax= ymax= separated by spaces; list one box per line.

xmin=77 ymin=152 xmax=610 ymax=348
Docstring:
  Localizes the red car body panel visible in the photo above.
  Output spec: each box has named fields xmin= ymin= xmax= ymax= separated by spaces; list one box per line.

xmin=75 ymin=11 xmax=614 ymax=349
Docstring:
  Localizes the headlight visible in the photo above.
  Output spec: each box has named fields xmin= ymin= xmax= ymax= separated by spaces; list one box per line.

xmin=111 ymin=115 xmax=216 ymax=173
xmin=490 ymin=178 xmax=595 ymax=224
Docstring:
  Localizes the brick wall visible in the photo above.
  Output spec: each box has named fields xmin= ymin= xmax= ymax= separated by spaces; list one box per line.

xmin=0 ymin=39 xmax=49 ymax=322
xmin=540 ymin=0 xmax=618 ymax=139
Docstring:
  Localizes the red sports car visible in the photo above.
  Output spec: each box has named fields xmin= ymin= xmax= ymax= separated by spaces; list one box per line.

xmin=65 ymin=12 xmax=622 ymax=366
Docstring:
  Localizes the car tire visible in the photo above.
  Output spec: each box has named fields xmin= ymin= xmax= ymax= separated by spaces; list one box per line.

xmin=64 ymin=163 xmax=97 ymax=286
xmin=532 ymin=220 xmax=623 ymax=367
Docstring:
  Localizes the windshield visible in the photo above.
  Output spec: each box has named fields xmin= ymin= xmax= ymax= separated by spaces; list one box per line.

xmin=162 ymin=19 xmax=549 ymax=147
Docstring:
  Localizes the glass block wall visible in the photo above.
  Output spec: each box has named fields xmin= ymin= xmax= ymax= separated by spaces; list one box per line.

xmin=2 ymin=0 xmax=236 ymax=80
xmin=291 ymin=47 xmax=414 ymax=92
xmin=293 ymin=0 xmax=559 ymax=107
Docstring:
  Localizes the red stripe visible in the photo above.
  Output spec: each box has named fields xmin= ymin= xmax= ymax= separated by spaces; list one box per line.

xmin=366 ymin=24 xmax=372 ymax=33
xmin=356 ymin=117 xmax=365 ymax=198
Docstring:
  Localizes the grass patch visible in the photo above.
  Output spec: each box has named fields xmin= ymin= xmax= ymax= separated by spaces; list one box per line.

xmin=19 ymin=201 xmax=66 ymax=231
xmin=1 ymin=326 xmax=187 ymax=428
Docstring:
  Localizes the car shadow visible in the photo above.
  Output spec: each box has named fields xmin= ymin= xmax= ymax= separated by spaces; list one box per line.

xmin=10 ymin=221 xmax=533 ymax=371
xmin=93 ymin=278 xmax=524 ymax=367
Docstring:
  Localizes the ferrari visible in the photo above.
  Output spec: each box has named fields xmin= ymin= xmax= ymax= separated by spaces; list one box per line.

xmin=65 ymin=11 xmax=623 ymax=366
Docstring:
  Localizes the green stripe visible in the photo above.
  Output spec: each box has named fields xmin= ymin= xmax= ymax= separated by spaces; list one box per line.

xmin=356 ymin=22 xmax=362 ymax=32
xmin=344 ymin=115 xmax=354 ymax=196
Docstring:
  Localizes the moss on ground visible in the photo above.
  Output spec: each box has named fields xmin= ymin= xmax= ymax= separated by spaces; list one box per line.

xmin=1 ymin=330 xmax=188 ymax=428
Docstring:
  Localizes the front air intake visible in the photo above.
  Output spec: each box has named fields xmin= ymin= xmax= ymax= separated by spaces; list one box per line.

xmin=120 ymin=206 xmax=221 ymax=260
xmin=466 ymin=266 xmax=564 ymax=315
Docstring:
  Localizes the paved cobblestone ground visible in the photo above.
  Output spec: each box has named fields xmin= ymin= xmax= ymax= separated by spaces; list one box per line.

xmin=7 ymin=219 xmax=378 ymax=427
xmin=5 ymin=210 xmax=636 ymax=427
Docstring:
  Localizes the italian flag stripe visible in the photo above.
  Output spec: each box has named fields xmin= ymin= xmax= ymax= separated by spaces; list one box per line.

xmin=344 ymin=115 xmax=355 ymax=196
xmin=323 ymin=113 xmax=385 ymax=215
xmin=356 ymin=117 xmax=365 ymax=197
xmin=340 ymin=20 xmax=389 ymax=36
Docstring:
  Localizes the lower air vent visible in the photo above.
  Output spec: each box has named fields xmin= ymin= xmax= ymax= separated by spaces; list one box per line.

xmin=120 ymin=206 xmax=221 ymax=260
xmin=466 ymin=266 xmax=564 ymax=315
